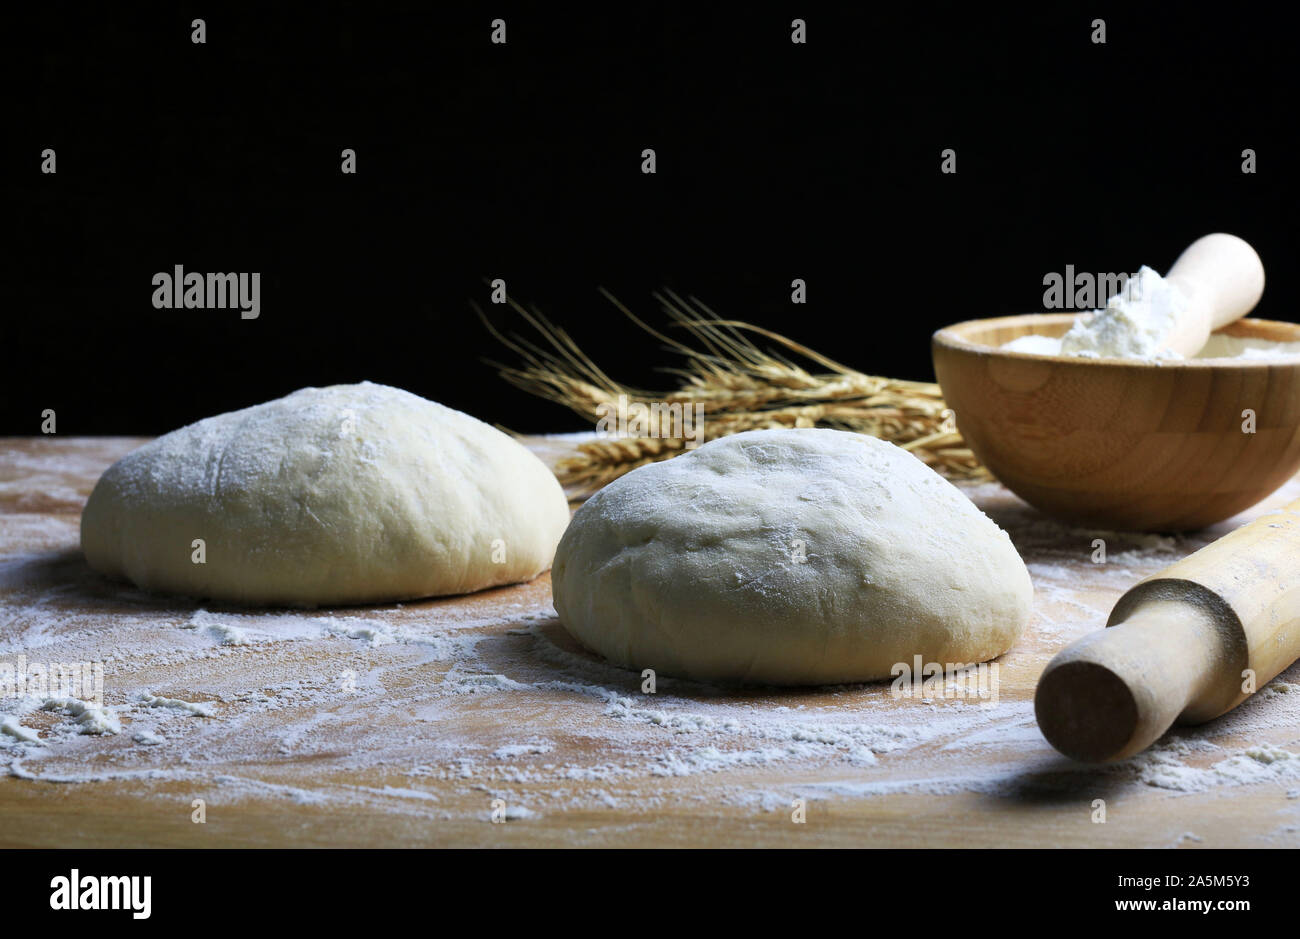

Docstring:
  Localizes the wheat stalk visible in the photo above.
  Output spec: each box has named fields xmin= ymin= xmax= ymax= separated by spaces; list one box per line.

xmin=479 ymin=289 xmax=986 ymax=500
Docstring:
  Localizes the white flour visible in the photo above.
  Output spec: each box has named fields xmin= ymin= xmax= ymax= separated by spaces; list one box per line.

xmin=1004 ymin=331 xmax=1300 ymax=362
xmin=1057 ymin=265 xmax=1186 ymax=359
xmin=1003 ymin=265 xmax=1298 ymax=362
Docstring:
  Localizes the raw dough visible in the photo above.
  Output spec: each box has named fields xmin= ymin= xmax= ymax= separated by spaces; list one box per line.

xmin=552 ymin=428 xmax=1032 ymax=684
xmin=81 ymin=382 xmax=570 ymax=606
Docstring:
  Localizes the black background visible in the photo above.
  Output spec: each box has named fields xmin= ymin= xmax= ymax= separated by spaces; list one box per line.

xmin=7 ymin=2 xmax=1292 ymax=435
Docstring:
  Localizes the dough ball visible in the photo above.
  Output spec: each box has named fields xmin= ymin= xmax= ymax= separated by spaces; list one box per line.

xmin=81 ymin=382 xmax=570 ymax=606
xmin=552 ymin=428 xmax=1032 ymax=684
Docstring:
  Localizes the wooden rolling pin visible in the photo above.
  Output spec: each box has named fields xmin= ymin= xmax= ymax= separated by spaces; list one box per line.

xmin=1035 ymin=499 xmax=1300 ymax=762
xmin=1162 ymin=232 xmax=1266 ymax=356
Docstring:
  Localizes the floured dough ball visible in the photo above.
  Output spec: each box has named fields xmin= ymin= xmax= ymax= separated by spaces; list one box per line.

xmin=552 ymin=428 xmax=1031 ymax=684
xmin=81 ymin=382 xmax=570 ymax=606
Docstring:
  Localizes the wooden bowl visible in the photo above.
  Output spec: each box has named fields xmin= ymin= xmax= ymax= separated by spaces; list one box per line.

xmin=931 ymin=315 xmax=1300 ymax=531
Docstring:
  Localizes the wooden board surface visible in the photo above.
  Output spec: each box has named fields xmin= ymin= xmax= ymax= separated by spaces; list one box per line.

xmin=3 ymin=436 xmax=1300 ymax=847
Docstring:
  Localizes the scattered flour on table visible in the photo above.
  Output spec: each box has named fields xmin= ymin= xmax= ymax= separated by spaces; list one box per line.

xmin=1 ymin=718 xmax=42 ymax=744
xmin=141 ymin=694 xmax=216 ymax=717
xmin=493 ymin=741 xmax=555 ymax=759
xmin=41 ymin=698 xmax=121 ymax=735
xmin=4 ymin=449 xmax=1300 ymax=830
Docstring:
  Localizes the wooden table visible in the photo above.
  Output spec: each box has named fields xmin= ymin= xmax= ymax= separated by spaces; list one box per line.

xmin=3 ymin=437 xmax=1300 ymax=847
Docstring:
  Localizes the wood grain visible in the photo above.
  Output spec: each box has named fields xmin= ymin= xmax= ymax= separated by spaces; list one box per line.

xmin=2 ymin=437 xmax=1300 ymax=847
xmin=933 ymin=316 xmax=1300 ymax=530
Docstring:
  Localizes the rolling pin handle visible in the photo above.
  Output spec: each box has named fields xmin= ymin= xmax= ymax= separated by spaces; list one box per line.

xmin=1034 ymin=600 xmax=1225 ymax=762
